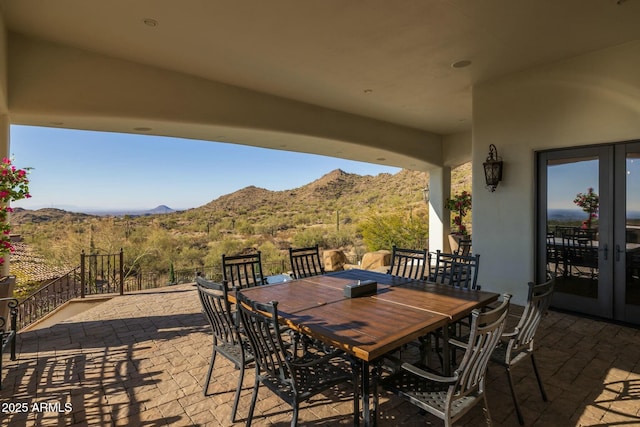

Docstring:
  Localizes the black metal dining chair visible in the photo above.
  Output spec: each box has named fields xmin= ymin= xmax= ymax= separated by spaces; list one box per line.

xmin=428 ymin=250 xmax=482 ymax=369
xmin=222 ymin=251 xmax=267 ymax=288
xmin=490 ymin=277 xmax=555 ymax=425
xmin=455 ymin=238 xmax=472 ymax=256
xmin=431 ymin=250 xmax=480 ymax=290
xmin=377 ymin=294 xmax=512 ymax=427
xmin=196 ymin=277 xmax=253 ymax=423
xmin=387 ymin=245 xmax=430 ymax=280
xmin=288 ymin=244 xmax=325 ymax=279
xmin=236 ymin=289 xmax=358 ymax=427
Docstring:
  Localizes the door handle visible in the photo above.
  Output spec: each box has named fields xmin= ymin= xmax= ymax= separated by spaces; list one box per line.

xmin=616 ymin=244 xmax=623 ymax=262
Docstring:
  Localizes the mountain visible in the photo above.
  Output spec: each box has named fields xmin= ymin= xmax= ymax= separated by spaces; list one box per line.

xmin=145 ymin=205 xmax=175 ymax=215
xmin=11 ymin=208 xmax=96 ymax=224
xmin=11 ymin=166 xmax=469 ymax=228
xmin=197 ymin=168 xmax=429 ymax=218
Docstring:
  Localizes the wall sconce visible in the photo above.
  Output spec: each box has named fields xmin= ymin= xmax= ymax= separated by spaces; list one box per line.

xmin=422 ymin=185 xmax=430 ymax=203
xmin=483 ymin=144 xmax=503 ymax=192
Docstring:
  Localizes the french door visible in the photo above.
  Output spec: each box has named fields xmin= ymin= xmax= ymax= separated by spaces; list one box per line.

xmin=537 ymin=141 xmax=640 ymax=324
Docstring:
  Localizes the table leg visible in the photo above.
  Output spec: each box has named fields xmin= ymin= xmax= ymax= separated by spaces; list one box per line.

xmin=361 ymin=359 xmax=371 ymax=426
xmin=442 ymin=324 xmax=451 ymax=376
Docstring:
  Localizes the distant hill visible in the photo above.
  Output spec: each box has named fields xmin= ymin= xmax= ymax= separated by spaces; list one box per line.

xmin=145 ymin=205 xmax=175 ymax=215
xmin=11 ymin=205 xmax=176 ymax=224
xmin=11 ymin=208 xmax=96 ymax=224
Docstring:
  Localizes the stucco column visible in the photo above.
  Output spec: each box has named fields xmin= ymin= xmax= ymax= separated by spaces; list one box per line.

xmin=428 ymin=166 xmax=452 ymax=253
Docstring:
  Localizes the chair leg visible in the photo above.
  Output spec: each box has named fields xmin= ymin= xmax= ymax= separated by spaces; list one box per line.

xmin=531 ymin=353 xmax=548 ymax=401
xmin=506 ymin=366 xmax=524 ymax=425
xmin=231 ymin=362 xmax=245 ymax=422
xmin=246 ymin=378 xmax=259 ymax=427
xmin=291 ymin=404 xmax=299 ymax=427
xmin=203 ymin=348 xmax=217 ymax=396
xmin=482 ymin=393 xmax=493 ymax=426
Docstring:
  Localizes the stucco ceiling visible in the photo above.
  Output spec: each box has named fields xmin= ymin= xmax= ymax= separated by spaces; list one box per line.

xmin=2 ymin=0 xmax=640 ymax=138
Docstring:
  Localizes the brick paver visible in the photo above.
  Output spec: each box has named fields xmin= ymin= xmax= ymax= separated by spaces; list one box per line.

xmin=1 ymin=284 xmax=640 ymax=426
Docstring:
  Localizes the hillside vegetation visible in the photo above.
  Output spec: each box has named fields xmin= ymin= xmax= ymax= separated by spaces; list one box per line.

xmin=12 ymin=164 xmax=471 ymax=289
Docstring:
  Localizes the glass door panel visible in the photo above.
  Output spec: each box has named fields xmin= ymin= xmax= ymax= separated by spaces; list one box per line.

xmin=616 ymin=143 xmax=640 ymax=323
xmin=538 ymin=146 xmax=613 ymax=319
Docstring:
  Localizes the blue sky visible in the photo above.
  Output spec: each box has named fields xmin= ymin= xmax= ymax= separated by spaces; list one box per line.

xmin=547 ymin=159 xmax=599 ymax=210
xmin=9 ymin=125 xmax=401 ymax=212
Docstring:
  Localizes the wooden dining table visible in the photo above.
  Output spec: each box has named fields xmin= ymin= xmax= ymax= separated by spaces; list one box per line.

xmin=238 ymin=269 xmax=499 ymax=427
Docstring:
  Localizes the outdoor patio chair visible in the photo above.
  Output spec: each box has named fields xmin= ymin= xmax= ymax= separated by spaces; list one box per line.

xmin=387 ymin=245 xmax=430 ymax=280
xmin=490 ymin=277 xmax=555 ymax=425
xmin=0 ymin=297 xmax=18 ymax=390
xmin=236 ymin=289 xmax=358 ymax=427
xmin=196 ymin=277 xmax=253 ymax=423
xmin=288 ymin=244 xmax=325 ymax=279
xmin=431 ymin=250 xmax=480 ymax=290
xmin=222 ymin=251 xmax=267 ymax=288
xmin=546 ymin=231 xmax=563 ymax=277
xmin=455 ymin=238 xmax=472 ymax=256
xmin=563 ymin=231 xmax=598 ymax=280
xmin=377 ymin=294 xmax=512 ymax=427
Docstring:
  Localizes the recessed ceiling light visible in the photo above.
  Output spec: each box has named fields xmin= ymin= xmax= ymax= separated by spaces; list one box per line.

xmin=376 ymin=157 xmax=386 ymax=161
xmin=133 ymin=127 xmax=152 ymax=132
xmin=364 ymin=89 xmax=373 ymax=94
xmin=143 ymin=18 xmax=158 ymax=27
xmin=451 ymin=60 xmax=472 ymax=69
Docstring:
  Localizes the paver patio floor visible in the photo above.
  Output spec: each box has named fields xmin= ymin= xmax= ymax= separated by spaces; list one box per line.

xmin=2 ymin=283 xmax=640 ymax=426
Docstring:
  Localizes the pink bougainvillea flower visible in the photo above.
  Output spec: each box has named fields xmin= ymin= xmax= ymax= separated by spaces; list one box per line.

xmin=0 ymin=157 xmax=31 ymax=265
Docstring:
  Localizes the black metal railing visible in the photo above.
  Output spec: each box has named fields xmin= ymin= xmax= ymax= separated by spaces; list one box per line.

xmin=15 ymin=253 xmax=358 ymax=329
xmin=17 ymin=267 xmax=82 ymax=330
xmin=80 ymin=250 xmax=124 ymax=297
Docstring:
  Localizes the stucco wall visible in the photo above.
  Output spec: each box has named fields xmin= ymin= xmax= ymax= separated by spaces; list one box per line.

xmin=472 ymin=41 xmax=640 ymax=305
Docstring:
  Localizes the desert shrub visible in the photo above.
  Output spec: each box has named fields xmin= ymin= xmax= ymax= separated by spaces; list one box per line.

xmin=359 ymin=211 xmax=428 ymax=251
xmin=291 ymin=227 xmax=326 ymax=248
xmin=325 ymin=226 xmax=357 ymax=249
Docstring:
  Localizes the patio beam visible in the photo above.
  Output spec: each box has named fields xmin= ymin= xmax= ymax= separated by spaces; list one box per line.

xmin=7 ymin=33 xmax=444 ymax=171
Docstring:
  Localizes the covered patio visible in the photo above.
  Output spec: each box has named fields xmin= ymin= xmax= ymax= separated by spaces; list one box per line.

xmin=1 ymin=3 xmax=640 ymax=425
xmin=1 ymin=1 xmax=639 ymax=312
xmin=1 ymin=284 xmax=639 ymax=426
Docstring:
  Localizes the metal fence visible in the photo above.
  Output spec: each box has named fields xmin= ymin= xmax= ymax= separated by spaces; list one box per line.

xmin=17 ymin=267 xmax=82 ymax=330
xmin=16 ymin=252 xmax=359 ymax=329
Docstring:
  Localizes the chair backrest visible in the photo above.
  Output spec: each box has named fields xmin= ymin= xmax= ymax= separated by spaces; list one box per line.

xmin=453 ymin=294 xmax=511 ymax=399
xmin=563 ymin=232 xmax=598 ymax=269
xmin=235 ymin=290 xmax=293 ymax=385
xmin=509 ymin=277 xmax=555 ymax=352
xmin=289 ymin=244 xmax=325 ymax=279
xmin=222 ymin=252 xmax=266 ymax=288
xmin=555 ymin=225 xmax=577 ymax=238
xmin=432 ymin=250 xmax=481 ymax=290
xmin=196 ymin=277 xmax=243 ymax=347
xmin=455 ymin=239 xmax=472 ymax=256
xmin=387 ymin=246 xmax=430 ymax=280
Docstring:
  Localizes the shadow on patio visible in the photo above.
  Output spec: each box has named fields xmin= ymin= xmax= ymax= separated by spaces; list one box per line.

xmin=1 ymin=284 xmax=640 ymax=426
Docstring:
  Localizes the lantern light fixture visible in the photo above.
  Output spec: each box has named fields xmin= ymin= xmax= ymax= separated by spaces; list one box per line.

xmin=422 ymin=184 xmax=430 ymax=203
xmin=483 ymin=144 xmax=503 ymax=192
